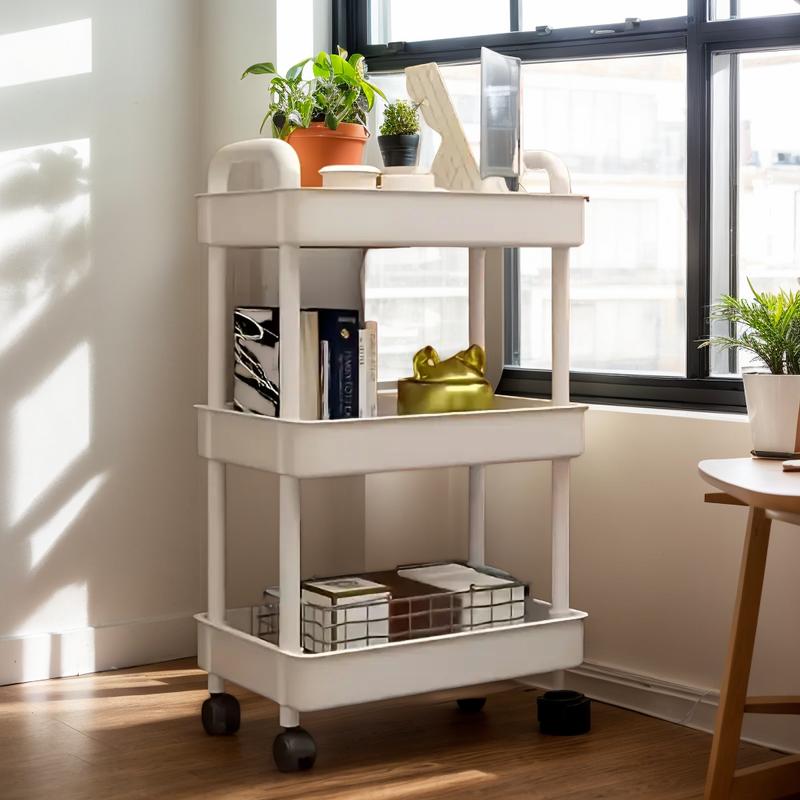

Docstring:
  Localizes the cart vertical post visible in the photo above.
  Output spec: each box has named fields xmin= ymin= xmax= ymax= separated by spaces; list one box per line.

xmin=278 ymin=244 xmax=302 ymax=729
xmin=207 ymin=245 xmax=227 ymax=695
xmin=551 ymin=245 xmax=571 ymax=617
xmin=468 ymin=247 xmax=487 ymax=567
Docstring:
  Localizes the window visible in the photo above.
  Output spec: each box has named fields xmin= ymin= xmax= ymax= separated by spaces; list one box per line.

xmin=518 ymin=54 xmax=687 ymax=374
xmin=710 ymin=1 xmax=800 ymax=20
xmin=711 ymin=47 xmax=800 ymax=375
xmin=365 ymin=66 xmax=478 ymax=380
xmin=520 ymin=1 xmax=685 ymax=29
xmin=369 ymin=1 xmax=509 ymax=44
xmin=335 ymin=0 xmax=800 ymax=410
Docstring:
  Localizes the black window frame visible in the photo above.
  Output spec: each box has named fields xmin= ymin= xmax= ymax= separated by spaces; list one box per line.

xmin=333 ymin=0 xmax=800 ymax=412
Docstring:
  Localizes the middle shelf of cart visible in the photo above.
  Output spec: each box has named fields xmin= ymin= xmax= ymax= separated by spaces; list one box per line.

xmin=196 ymin=393 xmax=587 ymax=478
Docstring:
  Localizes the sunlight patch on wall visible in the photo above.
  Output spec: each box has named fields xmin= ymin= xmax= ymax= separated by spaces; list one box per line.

xmin=29 ymin=474 xmax=106 ymax=569
xmin=0 ymin=19 xmax=92 ymax=89
xmin=9 ymin=342 xmax=92 ymax=526
xmin=15 ymin=581 xmax=89 ymax=638
xmin=0 ymin=138 xmax=90 ymax=355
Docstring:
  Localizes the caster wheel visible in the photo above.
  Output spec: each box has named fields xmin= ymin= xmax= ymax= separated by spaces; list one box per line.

xmin=201 ymin=692 xmax=240 ymax=735
xmin=456 ymin=697 xmax=487 ymax=713
xmin=273 ymin=726 xmax=317 ymax=773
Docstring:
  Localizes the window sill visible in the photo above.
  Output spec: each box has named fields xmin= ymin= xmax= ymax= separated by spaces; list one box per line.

xmin=583 ymin=402 xmax=748 ymax=423
xmin=498 ymin=367 xmax=746 ymax=414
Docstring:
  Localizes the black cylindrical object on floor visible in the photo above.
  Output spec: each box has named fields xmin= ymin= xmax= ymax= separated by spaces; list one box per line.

xmin=537 ymin=689 xmax=591 ymax=735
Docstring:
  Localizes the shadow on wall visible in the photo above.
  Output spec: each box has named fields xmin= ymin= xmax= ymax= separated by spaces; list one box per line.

xmin=0 ymin=137 xmax=100 ymax=675
xmin=0 ymin=1 xmax=204 ymax=683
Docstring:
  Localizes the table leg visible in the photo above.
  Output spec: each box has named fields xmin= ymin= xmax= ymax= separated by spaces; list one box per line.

xmin=704 ymin=506 xmax=772 ymax=800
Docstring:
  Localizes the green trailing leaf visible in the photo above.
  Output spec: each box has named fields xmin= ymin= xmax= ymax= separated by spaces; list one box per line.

xmin=325 ymin=110 xmax=338 ymax=130
xmin=364 ymin=79 xmax=387 ymax=102
xmin=258 ymin=108 xmax=272 ymax=134
xmin=700 ymin=278 xmax=800 ymax=374
xmin=241 ymin=62 xmax=276 ymax=79
xmin=361 ymin=81 xmax=374 ymax=110
xmin=348 ymin=52 xmax=365 ymax=74
xmin=286 ymin=58 xmax=311 ymax=81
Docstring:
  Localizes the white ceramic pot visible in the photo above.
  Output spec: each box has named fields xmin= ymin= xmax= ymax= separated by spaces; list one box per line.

xmin=743 ymin=373 xmax=800 ymax=455
xmin=318 ymin=164 xmax=380 ymax=190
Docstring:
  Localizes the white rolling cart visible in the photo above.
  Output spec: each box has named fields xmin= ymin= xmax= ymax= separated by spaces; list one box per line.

xmin=194 ymin=138 xmax=588 ymax=772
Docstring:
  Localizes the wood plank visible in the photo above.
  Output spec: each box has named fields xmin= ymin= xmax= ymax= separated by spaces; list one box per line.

xmin=731 ymin=754 xmax=800 ymax=800
xmin=0 ymin=658 xmax=783 ymax=800
xmin=744 ymin=696 xmax=800 ymax=715
xmin=704 ymin=507 xmax=773 ymax=800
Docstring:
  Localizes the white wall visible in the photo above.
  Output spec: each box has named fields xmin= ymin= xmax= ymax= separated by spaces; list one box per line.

xmin=0 ymin=0 xmax=205 ymax=681
xmin=0 ymin=0 xmax=355 ymax=684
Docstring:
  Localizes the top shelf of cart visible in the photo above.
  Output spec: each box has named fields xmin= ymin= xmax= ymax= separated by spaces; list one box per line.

xmin=196 ymin=187 xmax=587 ymax=250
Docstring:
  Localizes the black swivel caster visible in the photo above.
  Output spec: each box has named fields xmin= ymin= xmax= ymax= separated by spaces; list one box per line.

xmin=201 ymin=692 xmax=240 ymax=735
xmin=273 ymin=726 xmax=317 ymax=772
xmin=456 ymin=697 xmax=487 ymax=713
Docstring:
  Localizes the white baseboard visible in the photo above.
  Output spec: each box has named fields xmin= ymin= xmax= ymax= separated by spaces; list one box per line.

xmin=526 ymin=661 xmax=800 ymax=755
xmin=0 ymin=612 xmax=197 ymax=686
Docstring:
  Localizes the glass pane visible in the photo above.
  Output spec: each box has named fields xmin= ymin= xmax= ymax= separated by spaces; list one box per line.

xmin=710 ymin=0 xmax=800 ymax=20
xmin=518 ymin=54 xmax=687 ymax=374
xmin=520 ymin=0 xmax=685 ymax=29
xmin=365 ymin=66 xmax=479 ymax=381
xmin=710 ymin=49 xmax=800 ymax=376
xmin=369 ymin=0 xmax=509 ymax=44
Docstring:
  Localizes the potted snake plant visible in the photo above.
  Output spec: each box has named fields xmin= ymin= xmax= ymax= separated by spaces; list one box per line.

xmin=242 ymin=47 xmax=385 ymax=187
xmin=702 ymin=280 xmax=800 ymax=456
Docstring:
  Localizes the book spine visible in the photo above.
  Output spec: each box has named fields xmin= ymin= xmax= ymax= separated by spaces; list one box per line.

xmin=358 ymin=329 xmax=367 ymax=418
xmin=366 ymin=321 xmax=378 ymax=417
xmin=320 ymin=340 xmax=330 ymax=420
xmin=358 ymin=322 xmax=378 ymax=418
xmin=319 ymin=310 xmax=359 ymax=419
xmin=300 ymin=311 xmax=320 ymax=420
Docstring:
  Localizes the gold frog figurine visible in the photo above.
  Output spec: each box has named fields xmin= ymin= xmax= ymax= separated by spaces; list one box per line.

xmin=397 ymin=344 xmax=494 ymax=415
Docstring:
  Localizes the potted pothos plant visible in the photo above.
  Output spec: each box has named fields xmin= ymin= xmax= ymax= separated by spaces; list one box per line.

xmin=702 ymin=280 xmax=800 ymax=456
xmin=242 ymin=47 xmax=385 ymax=186
xmin=378 ymin=100 xmax=421 ymax=168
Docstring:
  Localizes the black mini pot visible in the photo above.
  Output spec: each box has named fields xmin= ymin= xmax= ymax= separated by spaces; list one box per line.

xmin=378 ymin=134 xmax=420 ymax=168
xmin=536 ymin=690 xmax=591 ymax=736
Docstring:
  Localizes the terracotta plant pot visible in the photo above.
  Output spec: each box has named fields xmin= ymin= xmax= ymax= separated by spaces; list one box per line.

xmin=287 ymin=122 xmax=368 ymax=187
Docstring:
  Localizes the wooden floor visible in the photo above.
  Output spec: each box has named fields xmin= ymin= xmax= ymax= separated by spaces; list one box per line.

xmin=0 ymin=659 xmax=784 ymax=800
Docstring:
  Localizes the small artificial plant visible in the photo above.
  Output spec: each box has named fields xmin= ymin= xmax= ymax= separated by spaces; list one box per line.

xmin=379 ymin=100 xmax=421 ymax=137
xmin=241 ymin=47 xmax=385 ymax=140
xmin=701 ymin=279 xmax=800 ymax=374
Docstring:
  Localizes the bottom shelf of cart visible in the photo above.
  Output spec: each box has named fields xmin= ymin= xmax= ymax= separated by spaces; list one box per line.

xmin=196 ymin=599 xmax=586 ymax=713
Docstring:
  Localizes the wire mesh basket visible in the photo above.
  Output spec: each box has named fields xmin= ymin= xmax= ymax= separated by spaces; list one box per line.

xmin=254 ymin=574 xmax=526 ymax=653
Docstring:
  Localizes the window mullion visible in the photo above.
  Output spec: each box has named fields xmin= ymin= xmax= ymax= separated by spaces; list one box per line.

xmin=686 ymin=2 xmax=709 ymax=380
xmin=510 ymin=0 xmax=520 ymax=33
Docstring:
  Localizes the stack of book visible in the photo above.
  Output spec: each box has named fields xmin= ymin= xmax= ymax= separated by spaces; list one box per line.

xmin=233 ymin=307 xmax=378 ymax=420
